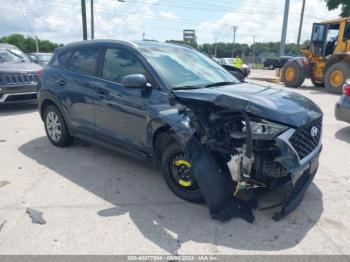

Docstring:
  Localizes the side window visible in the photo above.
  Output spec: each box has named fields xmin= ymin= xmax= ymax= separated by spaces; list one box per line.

xmin=68 ymin=48 xmax=99 ymax=76
xmin=102 ymin=48 xmax=146 ymax=83
xmin=343 ymin=22 xmax=350 ymax=42
xmin=51 ymin=51 xmax=71 ymax=68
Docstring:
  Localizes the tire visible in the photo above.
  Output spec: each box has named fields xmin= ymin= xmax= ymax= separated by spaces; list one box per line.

xmin=281 ymin=61 xmax=305 ymax=88
xmin=44 ymin=105 xmax=73 ymax=147
xmin=160 ymin=138 xmax=204 ymax=203
xmin=268 ymin=64 xmax=274 ymax=70
xmin=311 ymin=77 xmax=324 ymax=88
xmin=325 ymin=62 xmax=350 ymax=94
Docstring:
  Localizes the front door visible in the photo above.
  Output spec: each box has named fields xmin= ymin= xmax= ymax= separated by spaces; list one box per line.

xmin=93 ymin=47 xmax=152 ymax=151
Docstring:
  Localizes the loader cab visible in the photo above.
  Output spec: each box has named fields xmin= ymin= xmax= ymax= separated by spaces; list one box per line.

xmin=310 ymin=19 xmax=350 ymax=57
xmin=310 ymin=22 xmax=336 ymax=57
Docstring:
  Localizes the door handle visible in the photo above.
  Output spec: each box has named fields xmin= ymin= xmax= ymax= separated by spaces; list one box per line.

xmin=57 ymin=79 xmax=67 ymax=86
xmin=96 ymin=88 xmax=109 ymax=99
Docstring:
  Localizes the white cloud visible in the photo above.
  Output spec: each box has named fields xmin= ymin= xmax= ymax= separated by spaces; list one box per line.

xmin=159 ymin=11 xmax=178 ymax=20
xmin=196 ymin=0 xmax=342 ymax=44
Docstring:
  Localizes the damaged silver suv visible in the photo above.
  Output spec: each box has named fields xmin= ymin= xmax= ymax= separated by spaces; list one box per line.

xmin=38 ymin=40 xmax=322 ymax=223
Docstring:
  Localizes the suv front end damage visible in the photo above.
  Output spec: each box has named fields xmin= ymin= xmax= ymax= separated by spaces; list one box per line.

xmin=166 ymin=83 xmax=323 ymax=222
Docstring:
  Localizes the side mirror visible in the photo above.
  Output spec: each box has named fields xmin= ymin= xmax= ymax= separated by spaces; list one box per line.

xmin=121 ymin=74 xmax=148 ymax=88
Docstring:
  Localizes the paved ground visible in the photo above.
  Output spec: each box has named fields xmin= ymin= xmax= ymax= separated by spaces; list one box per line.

xmin=1 ymin=71 xmax=350 ymax=254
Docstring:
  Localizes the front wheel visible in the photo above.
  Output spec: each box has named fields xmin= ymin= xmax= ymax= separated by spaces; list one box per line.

xmin=281 ymin=61 xmax=305 ymax=88
xmin=160 ymin=141 xmax=204 ymax=203
xmin=44 ymin=105 xmax=73 ymax=147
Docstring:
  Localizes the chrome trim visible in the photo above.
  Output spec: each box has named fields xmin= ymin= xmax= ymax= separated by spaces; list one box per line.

xmin=277 ymin=127 xmax=322 ymax=165
xmin=0 ymin=92 xmax=37 ymax=103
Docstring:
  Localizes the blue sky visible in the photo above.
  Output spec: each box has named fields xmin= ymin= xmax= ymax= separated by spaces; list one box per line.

xmin=0 ymin=0 xmax=342 ymax=44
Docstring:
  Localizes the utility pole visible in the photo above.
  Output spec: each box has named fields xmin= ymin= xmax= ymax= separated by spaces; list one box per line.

xmin=91 ymin=0 xmax=94 ymax=39
xmin=81 ymin=0 xmax=88 ymax=40
xmin=214 ymin=37 xmax=218 ymax=58
xmin=35 ymin=35 xmax=39 ymax=53
xmin=252 ymin=36 xmax=256 ymax=69
xmin=297 ymin=0 xmax=306 ymax=46
xmin=279 ymin=0 xmax=290 ymax=57
xmin=231 ymin=25 xmax=238 ymax=57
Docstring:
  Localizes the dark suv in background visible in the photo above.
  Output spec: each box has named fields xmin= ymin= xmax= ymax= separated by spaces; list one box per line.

xmin=0 ymin=43 xmax=42 ymax=104
xmin=38 ymin=40 xmax=322 ymax=221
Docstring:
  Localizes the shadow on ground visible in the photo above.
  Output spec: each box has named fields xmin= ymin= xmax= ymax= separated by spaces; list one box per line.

xmin=335 ymin=126 xmax=350 ymax=144
xmin=298 ymin=85 xmax=341 ymax=96
xmin=19 ymin=136 xmax=323 ymax=253
xmin=0 ymin=103 xmax=37 ymax=116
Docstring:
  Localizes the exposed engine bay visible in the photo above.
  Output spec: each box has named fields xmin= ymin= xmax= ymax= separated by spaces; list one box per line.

xmin=171 ymin=95 xmax=321 ymax=223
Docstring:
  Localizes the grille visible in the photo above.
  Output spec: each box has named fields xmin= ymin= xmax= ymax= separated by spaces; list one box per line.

xmin=289 ymin=117 xmax=322 ymax=160
xmin=1 ymin=73 xmax=38 ymax=85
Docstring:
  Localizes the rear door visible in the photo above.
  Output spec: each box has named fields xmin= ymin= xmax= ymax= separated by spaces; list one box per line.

xmin=60 ymin=47 xmax=101 ymax=136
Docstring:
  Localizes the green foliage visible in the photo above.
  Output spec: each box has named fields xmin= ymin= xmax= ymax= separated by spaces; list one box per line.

xmin=166 ymin=39 xmax=303 ymax=59
xmin=324 ymin=0 xmax=350 ymax=17
xmin=197 ymin=42 xmax=301 ymax=58
xmin=0 ymin=33 xmax=62 ymax=52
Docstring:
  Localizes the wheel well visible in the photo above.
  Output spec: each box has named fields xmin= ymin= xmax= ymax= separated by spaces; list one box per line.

xmin=152 ymin=125 xmax=176 ymax=162
xmin=326 ymin=55 xmax=350 ymax=70
xmin=40 ymin=99 xmax=56 ymax=120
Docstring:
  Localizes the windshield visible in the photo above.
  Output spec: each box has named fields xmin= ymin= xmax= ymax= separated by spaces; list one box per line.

xmin=37 ymin=54 xmax=52 ymax=62
xmin=139 ymin=46 xmax=239 ymax=89
xmin=0 ymin=48 xmax=30 ymax=63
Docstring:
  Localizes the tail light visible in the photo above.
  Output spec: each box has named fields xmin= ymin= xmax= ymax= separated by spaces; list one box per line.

xmin=343 ymin=80 xmax=350 ymax=96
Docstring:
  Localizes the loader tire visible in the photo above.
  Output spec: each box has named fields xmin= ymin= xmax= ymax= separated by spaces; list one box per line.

xmin=325 ymin=62 xmax=350 ymax=94
xmin=282 ymin=61 xmax=305 ymax=88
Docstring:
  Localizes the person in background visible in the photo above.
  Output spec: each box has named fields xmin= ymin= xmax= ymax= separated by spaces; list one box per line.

xmin=233 ymin=53 xmax=243 ymax=69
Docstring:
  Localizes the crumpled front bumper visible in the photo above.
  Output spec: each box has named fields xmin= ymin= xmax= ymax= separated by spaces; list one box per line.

xmin=271 ymin=128 xmax=322 ymax=220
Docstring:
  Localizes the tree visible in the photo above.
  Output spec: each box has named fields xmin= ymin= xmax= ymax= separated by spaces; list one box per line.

xmin=0 ymin=34 xmax=62 ymax=52
xmin=324 ymin=0 xmax=350 ymax=17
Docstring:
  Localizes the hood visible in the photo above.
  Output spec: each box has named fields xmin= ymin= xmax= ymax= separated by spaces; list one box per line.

xmin=0 ymin=62 xmax=42 ymax=73
xmin=173 ymin=82 xmax=322 ymax=128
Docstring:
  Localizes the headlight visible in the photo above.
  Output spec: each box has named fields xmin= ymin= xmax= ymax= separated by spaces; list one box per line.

xmin=248 ymin=120 xmax=288 ymax=139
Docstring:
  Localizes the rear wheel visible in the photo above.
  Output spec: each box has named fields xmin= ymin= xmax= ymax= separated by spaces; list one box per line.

xmin=268 ymin=64 xmax=274 ymax=70
xmin=325 ymin=62 xmax=350 ymax=94
xmin=44 ymin=105 xmax=73 ymax=147
xmin=281 ymin=61 xmax=305 ymax=88
xmin=160 ymin=139 xmax=204 ymax=203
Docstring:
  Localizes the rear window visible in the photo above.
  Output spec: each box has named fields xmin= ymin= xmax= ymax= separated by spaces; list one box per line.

xmin=51 ymin=51 xmax=72 ymax=68
xmin=68 ymin=48 xmax=99 ymax=76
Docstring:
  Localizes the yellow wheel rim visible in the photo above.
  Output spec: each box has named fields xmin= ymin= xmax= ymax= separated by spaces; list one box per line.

xmin=174 ymin=159 xmax=192 ymax=187
xmin=330 ymin=70 xmax=344 ymax=87
xmin=285 ymin=67 xmax=296 ymax=82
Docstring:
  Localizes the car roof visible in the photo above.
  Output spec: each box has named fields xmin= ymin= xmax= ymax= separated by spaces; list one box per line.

xmin=56 ymin=39 xmax=193 ymax=53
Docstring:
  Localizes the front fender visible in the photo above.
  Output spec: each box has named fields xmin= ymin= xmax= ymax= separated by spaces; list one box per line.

xmin=288 ymin=57 xmax=311 ymax=78
xmin=146 ymin=105 xmax=195 ymax=148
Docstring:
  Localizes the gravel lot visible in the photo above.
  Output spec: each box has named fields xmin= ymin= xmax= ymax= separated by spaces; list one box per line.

xmin=0 ymin=70 xmax=350 ymax=254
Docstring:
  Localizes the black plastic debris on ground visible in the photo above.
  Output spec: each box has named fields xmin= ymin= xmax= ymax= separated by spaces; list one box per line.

xmin=26 ymin=208 xmax=46 ymax=225
xmin=0 ymin=220 xmax=7 ymax=231
xmin=184 ymin=136 xmax=254 ymax=223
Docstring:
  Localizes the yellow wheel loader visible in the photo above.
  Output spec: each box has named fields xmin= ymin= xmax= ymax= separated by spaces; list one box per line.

xmin=282 ymin=17 xmax=350 ymax=94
